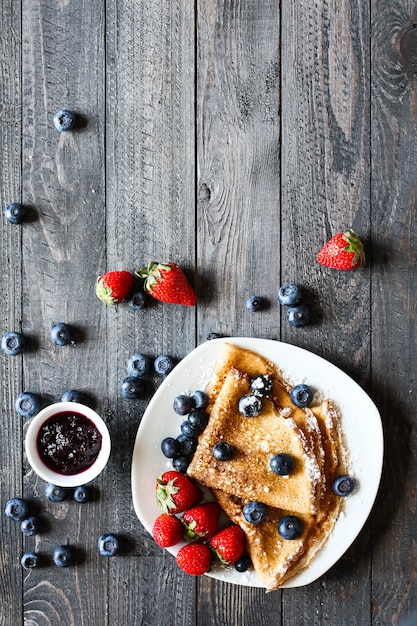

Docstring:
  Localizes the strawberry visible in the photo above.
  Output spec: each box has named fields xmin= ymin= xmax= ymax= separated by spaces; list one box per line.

xmin=181 ymin=502 xmax=220 ymax=542
xmin=209 ymin=525 xmax=245 ymax=565
xmin=155 ymin=471 xmax=202 ymax=514
xmin=152 ymin=513 xmax=183 ymax=548
xmin=176 ymin=543 xmax=212 ymax=576
xmin=317 ymin=229 xmax=365 ymax=270
xmin=96 ymin=270 xmax=134 ymax=305
xmin=137 ymin=262 xmax=197 ymax=306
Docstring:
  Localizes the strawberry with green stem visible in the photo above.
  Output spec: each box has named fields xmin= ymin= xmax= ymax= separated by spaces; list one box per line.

xmin=156 ymin=471 xmax=202 ymax=514
xmin=96 ymin=270 xmax=134 ymax=305
xmin=317 ymin=229 xmax=365 ymax=270
xmin=137 ymin=262 xmax=197 ymax=306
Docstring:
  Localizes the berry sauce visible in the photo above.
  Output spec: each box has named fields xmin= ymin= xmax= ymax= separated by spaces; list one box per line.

xmin=37 ymin=411 xmax=102 ymax=475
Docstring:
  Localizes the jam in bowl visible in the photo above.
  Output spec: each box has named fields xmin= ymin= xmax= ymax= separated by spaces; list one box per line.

xmin=25 ymin=402 xmax=111 ymax=487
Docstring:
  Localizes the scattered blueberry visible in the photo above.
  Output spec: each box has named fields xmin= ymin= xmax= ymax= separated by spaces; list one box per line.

xmin=1 ymin=331 xmax=26 ymax=356
xmin=128 ymin=291 xmax=147 ymax=311
xmin=5 ymin=202 xmax=27 ymax=224
xmin=243 ymin=501 xmax=267 ymax=525
xmin=5 ymin=497 xmax=29 ymax=521
xmin=45 ymin=483 xmax=68 ymax=503
xmin=206 ymin=332 xmax=221 ymax=341
xmin=190 ymin=390 xmax=208 ymax=410
xmin=50 ymin=322 xmax=74 ymax=346
xmin=246 ymin=295 xmax=265 ymax=312
xmin=176 ymin=434 xmax=198 ymax=457
xmin=121 ymin=376 xmax=146 ymax=399
xmin=212 ymin=442 xmax=234 ymax=461
xmin=173 ymin=394 xmax=193 ymax=416
xmin=235 ymin=555 xmax=252 ymax=573
xmin=172 ymin=455 xmax=190 ymax=473
xmin=127 ymin=353 xmax=152 ymax=377
xmin=290 ymin=384 xmax=314 ymax=408
xmin=277 ymin=515 xmax=303 ymax=540
xmin=287 ymin=304 xmax=311 ymax=328
xmin=21 ymin=516 xmax=40 ymax=537
xmin=21 ymin=552 xmax=39 ymax=570
xmin=161 ymin=437 xmax=180 ymax=459
xmin=278 ymin=284 xmax=303 ymax=306
xmin=53 ymin=545 xmax=75 ymax=567
xmin=154 ymin=354 xmax=176 ymax=376
xmin=188 ymin=409 xmax=209 ymax=432
xmin=98 ymin=533 xmax=120 ymax=557
xmin=74 ymin=486 xmax=90 ymax=503
xmin=180 ymin=420 xmax=200 ymax=439
xmin=238 ymin=394 xmax=262 ymax=417
xmin=332 ymin=475 xmax=355 ymax=497
xmin=270 ymin=453 xmax=295 ymax=476
xmin=15 ymin=392 xmax=41 ymax=418
xmin=53 ymin=109 xmax=76 ymax=132
xmin=61 ymin=389 xmax=86 ymax=403
xmin=250 ymin=375 xmax=273 ymax=397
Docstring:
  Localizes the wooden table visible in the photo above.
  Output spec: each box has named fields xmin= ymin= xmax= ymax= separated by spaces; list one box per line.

xmin=1 ymin=1 xmax=416 ymax=624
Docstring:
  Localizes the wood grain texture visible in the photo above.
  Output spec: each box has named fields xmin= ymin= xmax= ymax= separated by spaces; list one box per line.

xmin=0 ymin=2 xmax=24 ymax=625
xmin=370 ymin=2 xmax=417 ymax=624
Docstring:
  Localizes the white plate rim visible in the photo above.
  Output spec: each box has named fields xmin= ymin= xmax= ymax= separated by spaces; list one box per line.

xmin=131 ymin=337 xmax=383 ymax=589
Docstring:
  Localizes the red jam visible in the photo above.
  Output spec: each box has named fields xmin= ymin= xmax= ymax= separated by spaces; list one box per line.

xmin=37 ymin=411 xmax=102 ymax=475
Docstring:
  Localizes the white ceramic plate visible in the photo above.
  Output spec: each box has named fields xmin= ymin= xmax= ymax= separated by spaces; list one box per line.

xmin=131 ymin=337 xmax=383 ymax=588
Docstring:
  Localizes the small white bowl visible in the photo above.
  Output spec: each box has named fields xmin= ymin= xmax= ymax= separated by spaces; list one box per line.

xmin=25 ymin=402 xmax=111 ymax=487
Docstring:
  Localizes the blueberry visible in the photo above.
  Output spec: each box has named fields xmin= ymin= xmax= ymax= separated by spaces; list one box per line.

xmin=173 ymin=394 xmax=193 ymax=416
xmin=243 ymin=501 xmax=267 ymax=524
xmin=238 ymin=394 xmax=262 ymax=417
xmin=250 ymin=375 xmax=273 ymax=397
xmin=235 ymin=555 xmax=252 ymax=573
xmin=21 ymin=516 xmax=40 ymax=536
xmin=45 ymin=483 xmax=68 ymax=503
xmin=53 ymin=109 xmax=76 ymax=132
xmin=290 ymin=384 xmax=314 ymax=408
xmin=172 ymin=455 xmax=190 ymax=473
xmin=161 ymin=437 xmax=180 ymax=458
xmin=176 ymin=434 xmax=198 ymax=457
xmin=98 ymin=533 xmax=120 ymax=557
xmin=127 ymin=353 xmax=152 ymax=377
xmin=180 ymin=420 xmax=200 ymax=439
xmin=212 ymin=442 xmax=233 ymax=461
xmin=188 ymin=409 xmax=209 ymax=432
xmin=1 ymin=331 xmax=26 ymax=356
xmin=278 ymin=515 xmax=303 ymax=540
xmin=121 ymin=376 xmax=146 ymax=399
xmin=5 ymin=497 xmax=29 ymax=521
xmin=50 ymin=322 xmax=74 ymax=346
xmin=74 ymin=486 xmax=90 ymax=503
xmin=154 ymin=355 xmax=176 ymax=376
xmin=206 ymin=332 xmax=221 ymax=341
xmin=278 ymin=284 xmax=303 ymax=306
xmin=61 ymin=389 xmax=86 ymax=403
xmin=5 ymin=202 xmax=27 ymax=224
xmin=246 ymin=295 xmax=265 ymax=312
xmin=21 ymin=552 xmax=39 ymax=570
xmin=128 ymin=291 xmax=147 ymax=311
xmin=53 ymin=545 xmax=75 ymax=567
xmin=287 ymin=304 xmax=311 ymax=328
xmin=270 ymin=453 xmax=295 ymax=476
xmin=15 ymin=392 xmax=41 ymax=418
xmin=190 ymin=390 xmax=208 ymax=410
xmin=332 ymin=475 xmax=355 ymax=497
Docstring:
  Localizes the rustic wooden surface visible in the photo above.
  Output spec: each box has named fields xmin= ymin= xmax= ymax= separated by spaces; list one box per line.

xmin=0 ymin=1 xmax=416 ymax=624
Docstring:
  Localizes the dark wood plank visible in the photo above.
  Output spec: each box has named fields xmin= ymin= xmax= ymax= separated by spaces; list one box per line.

xmin=370 ymin=2 xmax=417 ymax=624
xmin=0 ymin=2 xmax=24 ymax=624
xmin=21 ymin=0 xmax=108 ymax=623
xmin=280 ymin=0 xmax=372 ymax=623
xmin=196 ymin=0 xmax=281 ymax=343
xmin=105 ymin=0 xmax=197 ymax=622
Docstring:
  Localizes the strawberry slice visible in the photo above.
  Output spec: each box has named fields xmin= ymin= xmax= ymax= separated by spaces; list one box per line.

xmin=137 ymin=262 xmax=197 ymax=306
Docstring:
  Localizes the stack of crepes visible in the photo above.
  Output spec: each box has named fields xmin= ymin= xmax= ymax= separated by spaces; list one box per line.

xmin=186 ymin=342 xmax=349 ymax=590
